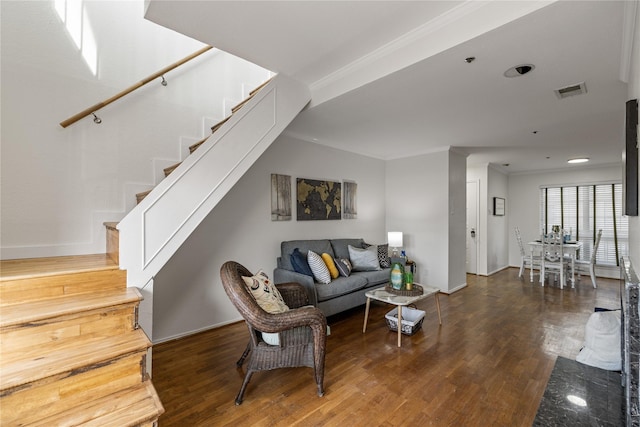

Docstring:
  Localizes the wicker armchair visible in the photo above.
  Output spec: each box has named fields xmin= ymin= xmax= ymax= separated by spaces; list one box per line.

xmin=220 ymin=261 xmax=327 ymax=405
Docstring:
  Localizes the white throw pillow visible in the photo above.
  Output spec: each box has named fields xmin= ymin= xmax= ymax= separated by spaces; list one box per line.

xmin=242 ymin=270 xmax=289 ymax=314
xmin=307 ymin=250 xmax=331 ymax=284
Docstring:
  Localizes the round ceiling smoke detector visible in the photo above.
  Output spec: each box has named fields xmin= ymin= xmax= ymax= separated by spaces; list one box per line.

xmin=504 ymin=64 xmax=535 ymax=78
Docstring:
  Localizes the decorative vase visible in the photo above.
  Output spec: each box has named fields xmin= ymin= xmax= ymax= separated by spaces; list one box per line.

xmin=390 ymin=262 xmax=404 ymax=290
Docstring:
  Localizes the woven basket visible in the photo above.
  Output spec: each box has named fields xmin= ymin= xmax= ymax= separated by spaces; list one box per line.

xmin=384 ymin=283 xmax=423 ymax=296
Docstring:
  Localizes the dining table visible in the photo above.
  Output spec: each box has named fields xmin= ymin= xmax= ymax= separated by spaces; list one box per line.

xmin=528 ymin=240 xmax=583 ymax=287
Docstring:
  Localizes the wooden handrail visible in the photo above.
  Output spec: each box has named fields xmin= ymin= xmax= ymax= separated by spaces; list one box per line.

xmin=60 ymin=46 xmax=213 ymax=128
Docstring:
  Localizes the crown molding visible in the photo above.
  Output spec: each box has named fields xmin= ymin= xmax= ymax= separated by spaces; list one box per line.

xmin=309 ymin=1 xmax=486 ymax=94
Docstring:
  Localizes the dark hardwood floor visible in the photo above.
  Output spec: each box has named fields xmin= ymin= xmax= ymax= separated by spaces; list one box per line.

xmin=152 ymin=268 xmax=622 ymax=426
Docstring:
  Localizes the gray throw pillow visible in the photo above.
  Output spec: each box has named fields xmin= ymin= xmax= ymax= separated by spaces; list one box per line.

xmin=348 ymin=245 xmax=381 ymax=271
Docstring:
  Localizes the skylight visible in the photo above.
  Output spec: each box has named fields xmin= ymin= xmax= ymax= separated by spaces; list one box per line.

xmin=54 ymin=0 xmax=98 ymax=76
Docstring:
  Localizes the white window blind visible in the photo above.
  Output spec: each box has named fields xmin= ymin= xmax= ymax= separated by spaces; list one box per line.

xmin=540 ymin=183 xmax=628 ymax=266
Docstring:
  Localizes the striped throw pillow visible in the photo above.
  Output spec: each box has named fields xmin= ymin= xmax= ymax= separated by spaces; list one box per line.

xmin=307 ymin=250 xmax=331 ymax=284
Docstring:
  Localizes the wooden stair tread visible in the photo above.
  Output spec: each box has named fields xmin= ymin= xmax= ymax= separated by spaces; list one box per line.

xmin=1 ymin=287 xmax=141 ymax=327
xmin=211 ymin=116 xmax=230 ymax=133
xmin=103 ymin=222 xmax=118 ymax=231
xmin=30 ymin=380 xmax=164 ymax=427
xmin=231 ymin=94 xmax=254 ymax=113
xmin=136 ymin=190 xmax=152 ymax=204
xmin=1 ymin=328 xmax=150 ymax=391
xmin=164 ymin=162 xmax=181 ymax=176
xmin=249 ymin=77 xmax=273 ymax=96
xmin=0 ymin=254 xmax=117 ymax=282
xmin=188 ymin=136 xmax=209 ymax=153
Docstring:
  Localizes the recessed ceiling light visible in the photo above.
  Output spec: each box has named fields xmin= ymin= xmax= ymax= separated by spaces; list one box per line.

xmin=504 ymin=64 xmax=535 ymax=78
xmin=568 ymin=158 xmax=589 ymax=164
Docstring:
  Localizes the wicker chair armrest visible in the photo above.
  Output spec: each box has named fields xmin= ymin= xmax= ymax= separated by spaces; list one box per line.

xmin=251 ymin=306 xmax=327 ymax=335
xmin=274 ymin=268 xmax=318 ymax=306
xmin=276 ymin=282 xmax=309 ymax=309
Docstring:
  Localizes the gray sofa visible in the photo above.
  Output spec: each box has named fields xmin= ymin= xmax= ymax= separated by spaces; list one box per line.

xmin=273 ymin=238 xmax=390 ymax=317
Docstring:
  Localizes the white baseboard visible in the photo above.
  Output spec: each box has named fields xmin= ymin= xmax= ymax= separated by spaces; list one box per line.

xmin=152 ymin=317 xmax=243 ymax=345
xmin=487 ymin=265 xmax=510 ymax=276
xmin=441 ymin=282 xmax=467 ymax=294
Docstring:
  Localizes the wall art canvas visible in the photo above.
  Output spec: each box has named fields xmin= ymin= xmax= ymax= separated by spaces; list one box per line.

xmin=296 ymin=178 xmax=341 ymax=220
xmin=271 ymin=174 xmax=291 ymax=221
xmin=493 ymin=197 xmax=505 ymax=216
xmin=343 ymin=181 xmax=357 ymax=219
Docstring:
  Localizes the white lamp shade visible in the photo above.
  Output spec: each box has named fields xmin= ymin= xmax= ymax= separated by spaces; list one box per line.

xmin=388 ymin=232 xmax=403 ymax=247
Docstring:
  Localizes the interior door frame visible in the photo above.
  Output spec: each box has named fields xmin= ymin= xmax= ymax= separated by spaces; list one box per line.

xmin=466 ymin=180 xmax=480 ymax=275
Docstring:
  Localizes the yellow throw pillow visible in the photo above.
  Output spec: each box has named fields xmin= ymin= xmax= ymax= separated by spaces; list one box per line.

xmin=321 ymin=253 xmax=340 ymax=279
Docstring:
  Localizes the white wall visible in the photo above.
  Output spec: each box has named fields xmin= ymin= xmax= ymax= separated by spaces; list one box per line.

xmin=487 ymin=165 xmax=509 ymax=274
xmin=152 ymin=135 xmax=386 ymax=342
xmin=0 ymin=1 xmax=269 ymax=259
xmin=627 ymin=3 xmax=640 ymax=270
xmin=466 ymin=164 xmax=509 ymax=276
xmin=507 ymin=165 xmax=623 ymax=269
xmin=448 ymin=151 xmax=468 ymax=290
xmin=386 ymin=149 xmax=466 ymax=294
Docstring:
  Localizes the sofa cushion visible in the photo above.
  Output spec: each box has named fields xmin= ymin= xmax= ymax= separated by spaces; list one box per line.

xmin=348 ymin=245 xmax=381 ymax=271
xmin=290 ymin=248 xmax=313 ymax=276
xmin=315 ymin=275 xmax=368 ymax=302
xmin=355 ymin=269 xmax=391 ymax=287
xmin=330 ymin=238 xmax=365 ymax=260
xmin=280 ymin=240 xmax=333 ymax=271
xmin=308 ymin=250 xmax=332 ymax=284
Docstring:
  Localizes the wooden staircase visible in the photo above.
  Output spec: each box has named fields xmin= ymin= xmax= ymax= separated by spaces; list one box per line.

xmin=135 ymin=77 xmax=272 ymax=204
xmin=0 ymin=253 xmax=164 ymax=426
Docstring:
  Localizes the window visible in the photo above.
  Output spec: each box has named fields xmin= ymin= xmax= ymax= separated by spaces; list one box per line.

xmin=540 ymin=183 xmax=628 ymax=266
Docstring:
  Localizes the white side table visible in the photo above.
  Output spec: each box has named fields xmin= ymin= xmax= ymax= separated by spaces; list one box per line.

xmin=362 ymin=284 xmax=441 ymax=347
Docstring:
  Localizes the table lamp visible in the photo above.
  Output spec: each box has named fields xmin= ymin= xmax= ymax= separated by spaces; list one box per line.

xmin=388 ymin=232 xmax=403 ymax=257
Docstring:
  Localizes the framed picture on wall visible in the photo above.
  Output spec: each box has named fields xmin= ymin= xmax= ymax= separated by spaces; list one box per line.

xmin=493 ymin=197 xmax=505 ymax=216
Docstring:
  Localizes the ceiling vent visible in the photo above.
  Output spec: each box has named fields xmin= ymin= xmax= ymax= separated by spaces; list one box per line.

xmin=554 ymin=82 xmax=587 ymax=99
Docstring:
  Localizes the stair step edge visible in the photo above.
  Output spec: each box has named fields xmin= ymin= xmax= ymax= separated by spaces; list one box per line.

xmin=188 ymin=136 xmax=208 ymax=153
xmin=210 ymin=116 xmax=230 ymax=133
xmin=1 ymin=328 xmax=151 ymax=392
xmin=0 ymin=254 xmax=118 ymax=282
xmin=29 ymin=380 xmax=164 ymax=427
xmin=249 ymin=77 xmax=273 ymax=96
xmin=103 ymin=222 xmax=118 ymax=231
xmin=163 ymin=162 xmax=181 ymax=175
xmin=0 ymin=287 xmax=142 ymax=328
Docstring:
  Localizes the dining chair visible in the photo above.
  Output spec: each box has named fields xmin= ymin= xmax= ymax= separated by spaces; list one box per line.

xmin=515 ymin=226 xmax=541 ymax=282
xmin=540 ymin=232 xmax=569 ymax=289
xmin=573 ymin=229 xmax=602 ymax=288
